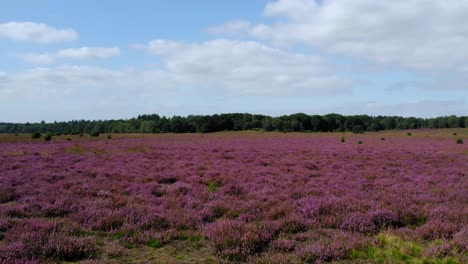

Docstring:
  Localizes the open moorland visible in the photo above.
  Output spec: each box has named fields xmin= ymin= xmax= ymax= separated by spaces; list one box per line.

xmin=0 ymin=130 xmax=467 ymax=263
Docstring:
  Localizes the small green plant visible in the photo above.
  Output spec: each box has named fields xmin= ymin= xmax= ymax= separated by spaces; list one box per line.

xmin=358 ymin=141 xmax=363 ymax=144
xmin=380 ymin=137 xmax=385 ymax=140
xmin=107 ymin=134 xmax=112 ymax=139
xmin=341 ymin=136 xmax=345 ymax=143
xmin=208 ymin=181 xmax=217 ymax=192
xmin=31 ymin=132 xmax=41 ymax=139
xmin=67 ymin=138 xmax=72 ymax=141
xmin=407 ymin=132 xmax=412 ymax=136
xmin=147 ymin=239 xmax=162 ymax=248
xmin=456 ymin=138 xmax=464 ymax=144
xmin=44 ymin=133 xmax=52 ymax=141
xmin=453 ymin=132 xmax=457 ymax=136
xmin=90 ymin=130 xmax=100 ymax=137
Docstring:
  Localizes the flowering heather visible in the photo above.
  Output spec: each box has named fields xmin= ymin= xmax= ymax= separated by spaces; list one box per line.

xmin=0 ymin=131 xmax=467 ymax=263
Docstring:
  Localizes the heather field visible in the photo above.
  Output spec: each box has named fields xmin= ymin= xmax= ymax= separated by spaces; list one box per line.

xmin=0 ymin=130 xmax=467 ymax=264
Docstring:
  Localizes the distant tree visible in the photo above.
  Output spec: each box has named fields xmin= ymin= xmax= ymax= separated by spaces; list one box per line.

xmin=31 ymin=132 xmax=41 ymax=139
xmin=44 ymin=133 xmax=52 ymax=141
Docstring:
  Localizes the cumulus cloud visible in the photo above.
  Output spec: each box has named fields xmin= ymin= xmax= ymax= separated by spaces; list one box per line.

xmin=210 ymin=0 xmax=468 ymax=73
xmin=18 ymin=47 xmax=121 ymax=64
xmin=137 ymin=38 xmax=349 ymax=95
xmin=0 ymin=22 xmax=77 ymax=43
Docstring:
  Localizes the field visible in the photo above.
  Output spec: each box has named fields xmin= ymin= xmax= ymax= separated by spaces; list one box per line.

xmin=0 ymin=130 xmax=467 ymax=263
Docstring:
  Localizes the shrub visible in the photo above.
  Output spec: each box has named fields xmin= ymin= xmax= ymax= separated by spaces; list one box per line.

xmin=456 ymin=138 xmax=463 ymax=144
xmin=44 ymin=133 xmax=52 ymax=141
xmin=453 ymin=132 xmax=457 ymax=136
xmin=407 ymin=132 xmax=412 ymax=136
xmin=44 ymin=235 xmax=98 ymax=261
xmin=90 ymin=131 xmax=100 ymax=137
xmin=341 ymin=136 xmax=345 ymax=143
xmin=340 ymin=213 xmax=377 ymax=234
xmin=358 ymin=141 xmax=363 ymax=144
xmin=31 ymin=132 xmax=41 ymax=139
xmin=206 ymin=220 xmax=273 ymax=261
xmin=270 ymin=239 xmax=295 ymax=252
xmin=107 ymin=134 xmax=112 ymax=139
xmin=380 ymin=137 xmax=385 ymax=140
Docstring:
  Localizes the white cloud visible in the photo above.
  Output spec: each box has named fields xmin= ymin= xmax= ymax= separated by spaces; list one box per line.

xmin=211 ymin=0 xmax=468 ymax=73
xmin=0 ymin=22 xmax=77 ymax=43
xmin=138 ymin=38 xmax=349 ymax=95
xmin=18 ymin=47 xmax=121 ymax=64
xmin=207 ymin=20 xmax=252 ymax=36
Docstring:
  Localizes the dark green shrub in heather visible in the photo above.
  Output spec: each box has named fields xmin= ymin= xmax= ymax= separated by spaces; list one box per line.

xmin=453 ymin=132 xmax=457 ymax=136
xmin=341 ymin=136 xmax=345 ymax=143
xmin=31 ymin=132 xmax=41 ymax=139
xmin=44 ymin=133 xmax=52 ymax=141
xmin=358 ymin=141 xmax=363 ymax=144
xmin=456 ymin=138 xmax=463 ymax=144
xmin=90 ymin=131 xmax=100 ymax=137
xmin=79 ymin=132 xmax=84 ymax=137
xmin=380 ymin=137 xmax=385 ymax=140
xmin=107 ymin=134 xmax=112 ymax=139
xmin=407 ymin=132 xmax=412 ymax=136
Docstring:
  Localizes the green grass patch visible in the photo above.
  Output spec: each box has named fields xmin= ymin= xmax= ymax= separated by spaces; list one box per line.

xmin=147 ymin=239 xmax=163 ymax=249
xmin=350 ymin=234 xmax=460 ymax=264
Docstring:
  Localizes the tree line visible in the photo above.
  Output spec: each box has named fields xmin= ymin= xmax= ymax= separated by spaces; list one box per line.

xmin=0 ymin=113 xmax=467 ymax=135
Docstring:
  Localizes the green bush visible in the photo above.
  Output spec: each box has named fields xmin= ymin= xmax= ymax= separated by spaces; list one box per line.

xmin=31 ymin=132 xmax=41 ymax=139
xmin=407 ymin=132 xmax=412 ymax=136
xmin=44 ymin=133 xmax=52 ymax=141
xmin=358 ymin=141 xmax=363 ymax=144
xmin=380 ymin=137 xmax=385 ymax=140
xmin=341 ymin=136 xmax=345 ymax=143
xmin=456 ymin=138 xmax=464 ymax=144
xmin=90 ymin=131 xmax=100 ymax=137
xmin=453 ymin=132 xmax=457 ymax=136
xmin=107 ymin=134 xmax=112 ymax=139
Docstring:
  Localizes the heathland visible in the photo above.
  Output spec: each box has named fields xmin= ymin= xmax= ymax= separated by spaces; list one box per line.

xmin=0 ymin=129 xmax=467 ymax=263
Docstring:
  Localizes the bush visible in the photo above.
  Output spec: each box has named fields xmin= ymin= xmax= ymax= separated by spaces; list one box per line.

xmin=358 ymin=141 xmax=363 ymax=144
xmin=456 ymin=138 xmax=463 ymax=144
xmin=341 ymin=137 xmax=345 ymax=143
xmin=206 ymin=220 xmax=273 ymax=261
xmin=31 ymin=132 xmax=41 ymax=139
xmin=90 ymin=131 xmax=100 ymax=137
xmin=407 ymin=132 xmax=412 ymax=136
xmin=44 ymin=133 xmax=52 ymax=141
xmin=453 ymin=132 xmax=457 ymax=136
xmin=380 ymin=137 xmax=385 ymax=140
xmin=107 ymin=134 xmax=112 ymax=139
xmin=340 ymin=213 xmax=376 ymax=234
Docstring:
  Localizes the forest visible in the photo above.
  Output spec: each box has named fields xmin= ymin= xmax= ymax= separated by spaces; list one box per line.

xmin=1 ymin=113 xmax=467 ymax=135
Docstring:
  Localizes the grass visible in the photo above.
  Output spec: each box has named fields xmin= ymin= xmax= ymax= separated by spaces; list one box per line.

xmin=350 ymin=234 xmax=460 ymax=264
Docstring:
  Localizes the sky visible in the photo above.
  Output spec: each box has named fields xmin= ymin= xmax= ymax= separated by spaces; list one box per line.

xmin=1 ymin=0 xmax=467 ymax=122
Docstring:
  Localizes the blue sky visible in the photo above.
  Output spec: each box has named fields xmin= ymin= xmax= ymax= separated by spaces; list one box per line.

xmin=1 ymin=0 xmax=467 ymax=122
